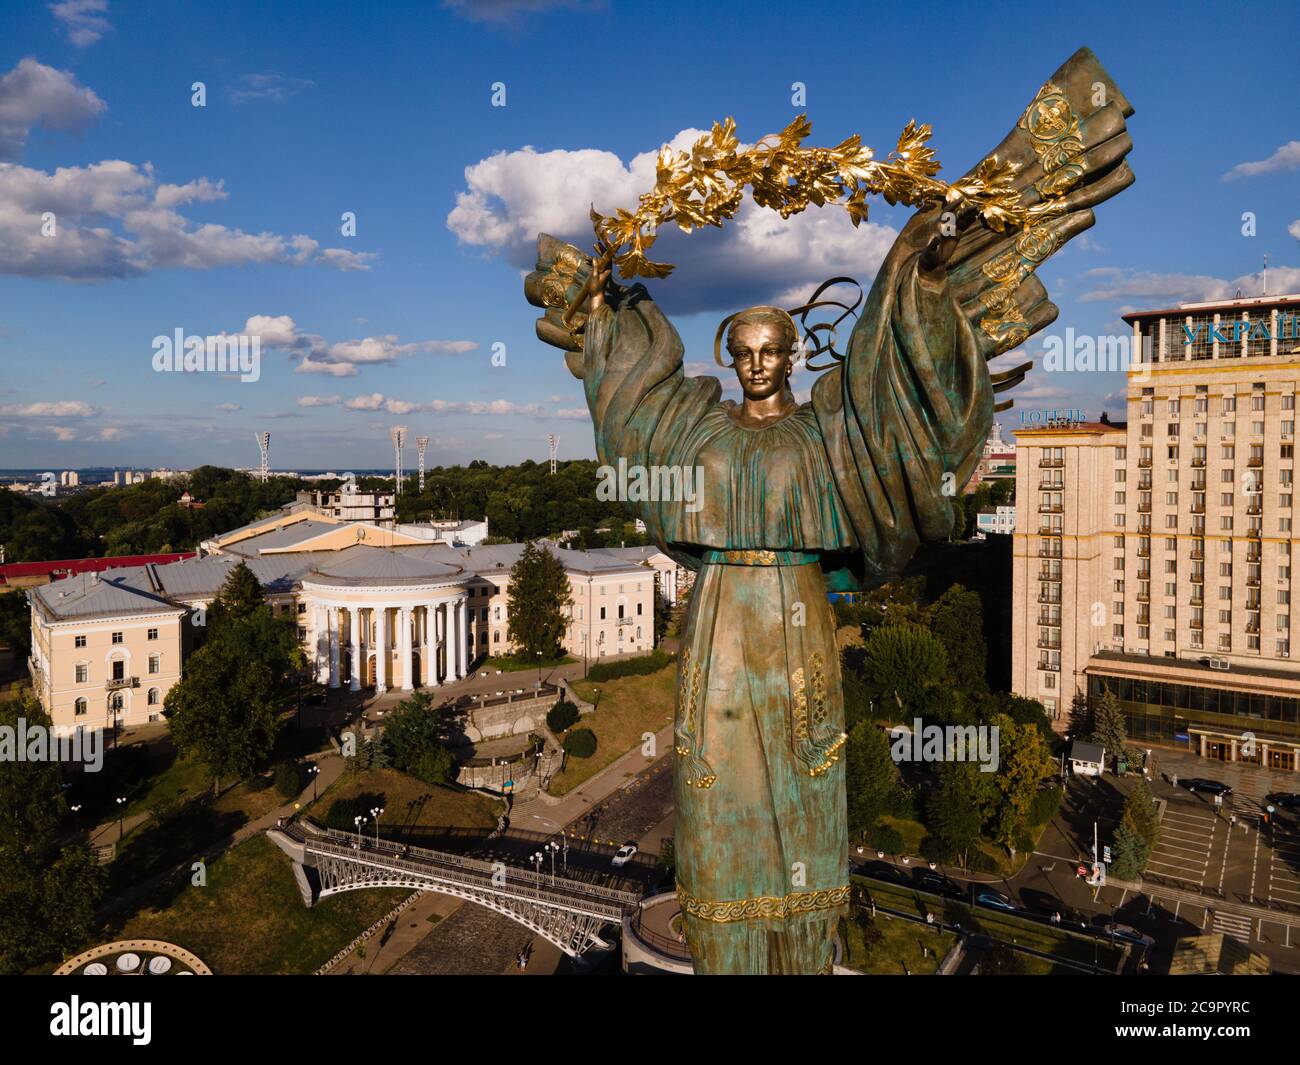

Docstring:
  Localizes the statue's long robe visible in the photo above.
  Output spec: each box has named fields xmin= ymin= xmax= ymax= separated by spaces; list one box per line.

xmin=581 ymin=246 xmax=992 ymax=973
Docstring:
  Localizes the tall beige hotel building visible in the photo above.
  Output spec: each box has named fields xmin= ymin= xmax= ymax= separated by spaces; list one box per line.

xmin=1011 ymin=293 xmax=1300 ymax=771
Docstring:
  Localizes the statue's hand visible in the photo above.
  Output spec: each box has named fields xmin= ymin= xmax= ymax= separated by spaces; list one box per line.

xmin=918 ymin=188 xmax=978 ymax=278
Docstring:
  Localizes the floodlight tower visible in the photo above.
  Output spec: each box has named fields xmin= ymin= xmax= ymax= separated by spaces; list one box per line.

xmin=254 ymin=431 xmax=271 ymax=483
xmin=390 ymin=425 xmax=408 ymax=494
xmin=547 ymin=433 xmax=559 ymax=475
xmin=416 ymin=436 xmax=429 ymax=494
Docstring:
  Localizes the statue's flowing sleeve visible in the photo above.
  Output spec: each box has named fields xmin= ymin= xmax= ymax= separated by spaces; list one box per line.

xmin=581 ymin=290 xmax=719 ymax=568
xmin=812 ymin=252 xmax=992 ymax=591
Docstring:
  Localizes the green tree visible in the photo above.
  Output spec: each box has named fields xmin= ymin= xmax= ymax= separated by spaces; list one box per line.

xmin=1109 ymin=821 xmax=1150 ymax=881
xmin=844 ymin=720 xmax=900 ymax=839
xmin=564 ymin=727 xmax=597 ymax=758
xmin=989 ymin=714 xmax=1055 ymax=854
xmin=860 ymin=621 xmax=958 ymax=724
xmin=506 ymin=542 xmax=573 ymax=659
xmin=0 ymin=590 xmax=31 ymax=661
xmin=382 ymin=690 xmax=457 ymax=785
xmin=1121 ymin=778 xmax=1159 ymax=849
xmin=546 ymin=699 xmax=579 ymax=733
xmin=1090 ymin=685 xmax=1127 ymax=769
xmin=926 ymin=760 xmax=989 ymax=868
xmin=163 ymin=563 xmax=299 ymax=791
xmin=928 ymin=584 xmax=988 ymax=698
xmin=0 ymin=697 xmax=103 ymax=973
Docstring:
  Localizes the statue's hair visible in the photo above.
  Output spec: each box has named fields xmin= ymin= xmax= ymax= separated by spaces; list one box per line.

xmin=713 ymin=278 xmax=863 ymax=370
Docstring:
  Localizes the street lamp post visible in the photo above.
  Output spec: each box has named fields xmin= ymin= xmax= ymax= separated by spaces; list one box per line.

xmin=115 ymin=796 xmax=127 ymax=841
xmin=530 ymin=852 xmax=543 ymax=896
xmin=547 ymin=840 xmax=560 ymax=884
xmin=308 ymin=763 xmax=320 ymax=801
xmin=370 ymin=806 xmax=385 ymax=846
xmin=354 ymin=814 xmax=366 ymax=849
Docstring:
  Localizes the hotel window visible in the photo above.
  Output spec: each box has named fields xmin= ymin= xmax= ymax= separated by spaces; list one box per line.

xmin=1115 ymin=446 xmax=1127 ymax=460
xmin=296 ymin=626 xmax=306 ymax=641
xmin=148 ymin=654 xmax=160 ymax=674
xmin=1168 ymin=399 xmax=1180 ymax=415
xmin=1219 ymin=610 xmax=1232 ymax=624
xmin=1220 ymin=492 xmax=1233 ymax=506
xmin=1221 ymin=468 xmax=1234 ymax=483
xmin=1284 ymin=445 xmax=1295 ymax=460
xmin=148 ymin=688 xmax=160 ymax=706
xmin=1114 ymin=468 xmax=1126 ymax=482
xmin=1220 ymin=562 xmax=1232 ymax=577
xmin=1222 ymin=445 xmax=1235 ymax=460
xmin=1165 ymin=629 xmax=1177 ymax=643
xmin=1167 ymin=423 xmax=1179 ymax=437
xmin=112 ymin=632 xmax=123 ymax=644
xmin=1194 ymin=422 xmax=1207 ymax=437
xmin=1222 ymin=396 xmax=1236 ymax=413
xmin=1042 ymin=672 xmax=1056 ymax=689
xmin=1282 ymin=517 xmax=1294 ymax=533
xmin=1113 ymin=491 xmax=1125 ymax=505
xmin=1166 ymin=492 xmax=1178 ymax=506
xmin=1113 ymin=579 xmax=1125 ymax=593
xmin=637 ymin=602 xmax=643 ymax=615
xmin=75 ymin=634 xmax=86 ymax=648
xmin=1285 ymin=396 xmax=1296 ymax=411
xmin=1219 ymin=635 xmax=1232 ymax=651
xmin=75 ymin=664 xmax=88 ymax=683
xmin=1113 ymin=535 xmax=1125 ymax=548
xmin=1283 ymin=421 xmax=1296 ymax=436
xmin=297 ymin=603 xmax=306 ymax=614
xmin=1253 ymin=421 xmax=1266 ymax=436
xmin=1252 ymin=395 xmax=1265 ymax=412
xmin=1220 ymin=587 xmax=1232 ymax=602
xmin=74 ymin=698 xmax=87 ymax=716
xmin=1280 ymin=590 xmax=1292 ymax=606
xmin=1220 ymin=516 xmax=1233 ymax=531
xmin=494 ymin=631 xmax=501 ymax=643
xmin=1164 ymin=560 xmax=1177 ymax=574
xmin=1164 ymin=605 xmax=1176 ymax=620
xmin=600 ymin=606 xmax=607 ymax=620
xmin=1195 ymin=398 xmax=1208 ymax=414
xmin=1278 ymin=640 xmax=1291 ymax=656
xmin=147 ymin=627 xmax=158 ymax=640
xmin=1164 ymin=581 xmax=1176 ymax=595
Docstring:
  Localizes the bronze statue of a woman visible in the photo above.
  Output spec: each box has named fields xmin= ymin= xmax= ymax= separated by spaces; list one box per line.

xmin=525 ymin=48 xmax=1134 ymax=973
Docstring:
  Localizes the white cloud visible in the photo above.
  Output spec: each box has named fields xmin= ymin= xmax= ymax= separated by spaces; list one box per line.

xmin=1290 ymin=219 xmax=1300 ymax=241
xmin=447 ymin=129 xmax=898 ymax=315
xmin=208 ymin=314 xmax=477 ymax=377
xmin=214 ymin=402 xmax=241 ymax=412
xmin=340 ymin=393 xmax=545 ymax=416
xmin=0 ymin=399 xmax=97 ymax=416
xmin=297 ymin=394 xmax=341 ymax=407
xmin=0 ymin=57 xmax=105 ymax=160
xmin=49 ymin=1 xmax=111 ymax=47
xmin=1223 ymin=141 xmax=1300 ymax=180
xmin=553 ymin=408 xmax=588 ymax=419
xmin=1078 ymin=264 xmax=1300 ymax=306
xmin=91 ymin=425 xmax=124 ymax=441
xmin=442 ymin=0 xmax=601 ymax=24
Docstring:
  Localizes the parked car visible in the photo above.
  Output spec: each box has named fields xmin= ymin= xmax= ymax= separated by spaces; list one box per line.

xmin=1103 ymin=923 xmax=1155 ymax=947
xmin=911 ymin=868 xmax=965 ymax=899
xmin=611 ymin=843 xmax=637 ymax=867
xmin=1182 ymin=778 xmax=1233 ymax=797
xmin=1266 ymin=792 xmax=1300 ymax=810
xmin=859 ymin=861 xmax=910 ymax=886
xmin=973 ymin=888 xmax=1021 ymax=913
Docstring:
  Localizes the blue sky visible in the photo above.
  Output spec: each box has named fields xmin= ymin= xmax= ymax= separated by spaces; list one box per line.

xmin=0 ymin=0 xmax=1297 ymax=472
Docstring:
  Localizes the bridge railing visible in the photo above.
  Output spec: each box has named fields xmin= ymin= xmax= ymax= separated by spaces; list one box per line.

xmin=284 ymin=822 xmax=640 ymax=917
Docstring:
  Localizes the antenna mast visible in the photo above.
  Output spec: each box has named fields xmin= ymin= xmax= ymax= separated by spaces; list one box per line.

xmin=547 ymin=433 xmax=559 ymax=475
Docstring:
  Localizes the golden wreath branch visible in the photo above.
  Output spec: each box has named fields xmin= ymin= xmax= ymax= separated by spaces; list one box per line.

xmin=554 ymin=115 xmax=1056 ymax=333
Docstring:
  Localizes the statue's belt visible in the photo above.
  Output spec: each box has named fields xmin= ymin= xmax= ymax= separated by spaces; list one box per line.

xmin=701 ymin=549 xmax=819 ymax=567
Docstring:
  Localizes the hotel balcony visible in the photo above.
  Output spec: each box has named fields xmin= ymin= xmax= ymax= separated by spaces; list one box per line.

xmin=1136 ymin=546 xmax=1150 ymax=557
xmin=1037 ymin=638 xmax=1061 ymax=651
xmin=1038 ymin=545 xmax=1062 ymax=559
xmin=1191 ymin=457 xmax=1206 ymax=468
xmin=1038 ymin=480 xmax=1063 ymax=491
xmin=1190 ymin=502 xmax=1205 ymax=514
xmin=1039 ymin=568 xmax=1062 ymax=582
xmin=1248 ymin=456 xmax=1264 ymax=467
xmin=1038 ymin=525 xmax=1062 ymax=536
xmin=1138 ymin=457 xmax=1153 ymax=468
xmin=105 ymin=676 xmax=139 ymax=692
xmin=1247 ymin=574 xmax=1261 ymax=587
xmin=1038 ymin=458 xmax=1064 ymax=468
xmin=1246 ymin=503 xmax=1263 ymax=515
xmin=1190 ymin=619 xmax=1203 ymax=630
xmin=1037 ymin=592 xmax=1061 ymax=604
xmin=1037 ymin=612 xmax=1061 ymax=627
xmin=1037 ymin=658 xmax=1061 ymax=671
xmin=1038 ymin=503 xmax=1064 ymax=514
xmin=1190 ymin=546 xmax=1204 ymax=560
xmin=1136 ymin=590 xmax=1150 ymax=602
xmin=1191 ymin=479 xmax=1206 ymax=491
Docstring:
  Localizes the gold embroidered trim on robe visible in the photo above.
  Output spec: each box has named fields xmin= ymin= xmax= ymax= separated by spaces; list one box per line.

xmin=677 ymin=884 xmax=851 ymax=923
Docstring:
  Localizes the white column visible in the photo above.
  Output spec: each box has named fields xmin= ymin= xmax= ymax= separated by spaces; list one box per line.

xmin=424 ymin=604 xmax=437 ymax=687
xmin=375 ymin=606 xmax=388 ymax=693
xmin=328 ymin=607 xmax=340 ymax=689
xmin=314 ymin=607 xmax=329 ymax=684
xmin=348 ymin=606 xmax=361 ymax=691
xmin=462 ymin=595 xmax=473 ymax=681
xmin=399 ymin=606 xmax=413 ymax=691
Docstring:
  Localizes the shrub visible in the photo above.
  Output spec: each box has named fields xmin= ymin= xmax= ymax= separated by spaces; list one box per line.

xmin=867 ymin=822 xmax=904 ymax=854
xmin=585 ymin=650 xmax=673 ymax=682
xmin=563 ymin=728 xmax=598 ymax=758
xmin=273 ymin=761 xmax=301 ymax=799
xmin=546 ymin=699 xmax=579 ymax=733
xmin=1029 ymin=784 xmax=1063 ymax=827
xmin=320 ymin=792 xmax=384 ymax=832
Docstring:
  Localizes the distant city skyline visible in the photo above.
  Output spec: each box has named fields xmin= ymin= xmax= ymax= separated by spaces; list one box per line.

xmin=1 ymin=0 xmax=1297 ymax=469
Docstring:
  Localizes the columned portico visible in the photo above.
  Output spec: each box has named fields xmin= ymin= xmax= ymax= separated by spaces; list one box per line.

xmin=300 ymin=554 xmax=470 ymax=696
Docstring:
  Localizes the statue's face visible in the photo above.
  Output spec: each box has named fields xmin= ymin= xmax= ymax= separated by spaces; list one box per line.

xmin=728 ymin=321 xmax=793 ymax=401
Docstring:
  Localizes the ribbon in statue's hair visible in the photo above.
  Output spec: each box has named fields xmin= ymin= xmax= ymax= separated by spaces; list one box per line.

xmin=713 ymin=277 xmax=863 ymax=371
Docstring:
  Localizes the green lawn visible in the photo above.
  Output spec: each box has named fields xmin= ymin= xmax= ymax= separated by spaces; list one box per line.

xmin=310 ymin=767 xmax=499 ymax=835
xmin=840 ymin=912 xmax=955 ymax=975
xmin=114 ymin=834 xmax=409 ymax=974
xmin=557 ymin=665 xmax=675 ymax=795
xmin=480 ymin=653 xmax=574 ymax=673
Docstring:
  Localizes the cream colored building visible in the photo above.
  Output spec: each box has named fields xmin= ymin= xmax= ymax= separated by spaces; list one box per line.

xmin=1011 ymin=293 xmax=1300 ymax=769
xmin=30 ymin=506 xmax=659 ymax=736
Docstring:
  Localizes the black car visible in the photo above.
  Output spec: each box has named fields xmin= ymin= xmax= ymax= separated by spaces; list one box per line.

xmin=1182 ymin=777 xmax=1233 ymax=796
xmin=1266 ymin=792 xmax=1300 ymax=810
xmin=858 ymin=861 xmax=910 ymax=886
xmin=911 ymin=868 xmax=965 ymax=899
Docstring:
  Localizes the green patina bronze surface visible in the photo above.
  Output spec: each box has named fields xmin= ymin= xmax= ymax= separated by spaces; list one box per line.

xmin=524 ymin=47 xmax=1135 ymax=973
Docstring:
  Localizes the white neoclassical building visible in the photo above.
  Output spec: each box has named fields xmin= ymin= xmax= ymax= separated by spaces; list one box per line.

xmin=29 ymin=504 xmax=676 ymax=735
